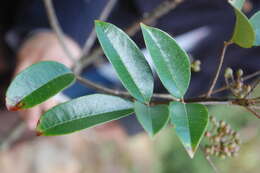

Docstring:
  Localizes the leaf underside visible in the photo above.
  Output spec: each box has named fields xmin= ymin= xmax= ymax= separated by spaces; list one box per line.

xmin=6 ymin=61 xmax=75 ymax=110
xmin=250 ymin=11 xmax=260 ymax=46
xmin=230 ymin=4 xmax=255 ymax=48
xmin=229 ymin=0 xmax=245 ymax=10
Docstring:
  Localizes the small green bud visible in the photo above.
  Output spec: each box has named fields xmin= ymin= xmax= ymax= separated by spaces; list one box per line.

xmin=219 ymin=120 xmax=226 ymax=128
xmin=236 ymin=69 xmax=244 ymax=78
xmin=191 ymin=60 xmax=201 ymax=72
xmin=224 ymin=67 xmax=233 ymax=79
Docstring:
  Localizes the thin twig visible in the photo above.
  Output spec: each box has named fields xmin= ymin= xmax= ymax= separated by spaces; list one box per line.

xmin=245 ymin=78 xmax=260 ymax=98
xmin=245 ymin=107 xmax=260 ymax=119
xmin=43 ymin=0 xmax=78 ymax=65
xmin=206 ymin=156 xmax=219 ymax=173
xmin=242 ymin=70 xmax=260 ymax=81
xmin=250 ymin=106 xmax=260 ymax=110
xmin=81 ymin=0 xmax=117 ymax=56
xmin=200 ymin=146 xmax=219 ymax=173
xmin=75 ymin=0 xmax=185 ymax=74
xmin=76 ymin=76 xmax=247 ymax=105
xmin=206 ymin=41 xmax=231 ymax=98
xmin=200 ymin=71 xmax=260 ymax=97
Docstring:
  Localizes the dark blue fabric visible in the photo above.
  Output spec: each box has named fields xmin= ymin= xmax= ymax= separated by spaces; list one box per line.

xmin=14 ymin=0 xmax=108 ymax=47
xmin=63 ymin=67 xmax=116 ymax=98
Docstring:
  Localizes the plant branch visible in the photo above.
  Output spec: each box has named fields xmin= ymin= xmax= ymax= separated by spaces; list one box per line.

xmin=75 ymin=0 xmax=185 ymax=74
xmin=200 ymin=70 xmax=260 ymax=97
xmin=245 ymin=78 xmax=260 ymax=98
xmin=81 ymin=0 xmax=117 ymax=56
xmin=245 ymin=107 xmax=260 ymax=119
xmin=242 ymin=70 xmax=260 ymax=81
xmin=76 ymin=76 xmax=259 ymax=106
xmin=43 ymin=0 xmax=78 ymax=65
xmin=206 ymin=156 xmax=219 ymax=173
xmin=206 ymin=41 xmax=231 ymax=98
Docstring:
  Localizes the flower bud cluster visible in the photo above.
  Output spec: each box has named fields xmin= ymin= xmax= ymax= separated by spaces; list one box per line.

xmin=224 ymin=68 xmax=251 ymax=98
xmin=204 ymin=116 xmax=241 ymax=159
xmin=191 ymin=60 xmax=201 ymax=72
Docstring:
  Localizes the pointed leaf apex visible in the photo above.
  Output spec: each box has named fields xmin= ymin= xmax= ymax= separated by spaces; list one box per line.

xmin=186 ymin=147 xmax=195 ymax=159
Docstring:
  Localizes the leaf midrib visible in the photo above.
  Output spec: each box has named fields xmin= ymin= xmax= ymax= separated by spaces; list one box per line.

xmin=145 ymin=29 xmax=183 ymax=97
xmin=102 ymin=25 xmax=147 ymax=102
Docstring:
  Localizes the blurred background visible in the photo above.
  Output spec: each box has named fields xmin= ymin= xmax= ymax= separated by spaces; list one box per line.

xmin=0 ymin=0 xmax=260 ymax=172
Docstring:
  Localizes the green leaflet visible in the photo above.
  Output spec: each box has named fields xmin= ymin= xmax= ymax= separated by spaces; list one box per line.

xmin=169 ymin=102 xmax=208 ymax=158
xmin=6 ymin=61 xmax=75 ymax=110
xmin=36 ymin=94 xmax=134 ymax=136
xmin=95 ymin=21 xmax=154 ymax=103
xmin=141 ymin=24 xmax=190 ymax=99
xmin=134 ymin=101 xmax=169 ymax=137
xmin=229 ymin=3 xmax=255 ymax=48
xmin=250 ymin=11 xmax=260 ymax=46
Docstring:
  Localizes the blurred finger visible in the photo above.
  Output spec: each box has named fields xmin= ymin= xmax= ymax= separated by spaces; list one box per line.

xmin=19 ymin=107 xmax=42 ymax=130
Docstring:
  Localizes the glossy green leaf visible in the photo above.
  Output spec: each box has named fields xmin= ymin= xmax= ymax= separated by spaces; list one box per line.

xmin=250 ymin=11 xmax=260 ymax=46
xmin=134 ymin=101 xmax=169 ymax=137
xmin=6 ymin=61 xmax=75 ymax=110
xmin=36 ymin=94 xmax=134 ymax=136
xmin=229 ymin=4 xmax=255 ymax=48
xmin=229 ymin=0 xmax=245 ymax=10
xmin=95 ymin=21 xmax=154 ymax=103
xmin=169 ymin=102 xmax=208 ymax=158
xmin=141 ymin=24 xmax=190 ymax=98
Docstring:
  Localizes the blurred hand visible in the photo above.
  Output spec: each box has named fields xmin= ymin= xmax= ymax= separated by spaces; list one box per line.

xmin=15 ymin=31 xmax=81 ymax=129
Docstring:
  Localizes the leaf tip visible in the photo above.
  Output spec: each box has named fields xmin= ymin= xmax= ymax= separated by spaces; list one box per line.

xmin=187 ymin=149 xmax=195 ymax=159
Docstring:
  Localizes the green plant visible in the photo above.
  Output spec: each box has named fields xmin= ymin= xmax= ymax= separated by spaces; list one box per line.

xmin=5 ymin=0 xmax=260 ymax=163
